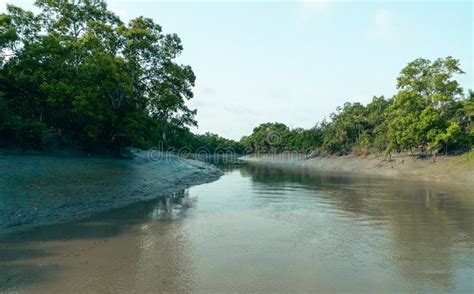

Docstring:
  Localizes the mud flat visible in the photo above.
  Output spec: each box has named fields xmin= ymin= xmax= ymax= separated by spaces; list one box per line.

xmin=2 ymin=161 xmax=474 ymax=293
xmin=240 ymin=152 xmax=474 ymax=187
xmin=0 ymin=149 xmax=222 ymax=235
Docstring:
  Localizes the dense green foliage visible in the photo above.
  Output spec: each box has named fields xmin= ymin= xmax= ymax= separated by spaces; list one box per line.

xmin=186 ymin=132 xmax=245 ymax=154
xmin=162 ymin=130 xmax=244 ymax=154
xmin=241 ymin=123 xmax=322 ymax=153
xmin=1 ymin=1 xmax=472 ymax=157
xmin=242 ymin=57 xmax=473 ymax=156
xmin=1 ymin=0 xmax=196 ymax=151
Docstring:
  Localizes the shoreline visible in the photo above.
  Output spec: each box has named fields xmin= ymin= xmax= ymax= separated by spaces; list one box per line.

xmin=0 ymin=149 xmax=223 ymax=235
xmin=2 ymin=155 xmax=473 ymax=292
xmin=240 ymin=152 xmax=474 ymax=187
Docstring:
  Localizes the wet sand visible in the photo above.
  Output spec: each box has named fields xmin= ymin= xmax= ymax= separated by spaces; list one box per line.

xmin=0 ymin=150 xmax=222 ymax=234
xmin=240 ymin=152 xmax=474 ymax=186
xmin=0 ymin=199 xmax=195 ymax=293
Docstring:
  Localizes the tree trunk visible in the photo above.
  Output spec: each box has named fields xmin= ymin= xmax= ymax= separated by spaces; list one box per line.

xmin=409 ymin=147 xmax=416 ymax=161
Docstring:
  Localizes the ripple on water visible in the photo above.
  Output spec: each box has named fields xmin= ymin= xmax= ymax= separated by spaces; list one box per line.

xmin=1 ymin=164 xmax=474 ymax=293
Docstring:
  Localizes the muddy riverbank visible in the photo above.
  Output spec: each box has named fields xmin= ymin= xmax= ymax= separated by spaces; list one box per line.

xmin=1 ymin=164 xmax=473 ymax=292
xmin=0 ymin=149 xmax=222 ymax=235
xmin=240 ymin=152 xmax=474 ymax=187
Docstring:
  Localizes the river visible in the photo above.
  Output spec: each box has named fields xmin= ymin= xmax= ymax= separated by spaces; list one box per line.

xmin=1 ymin=163 xmax=473 ymax=293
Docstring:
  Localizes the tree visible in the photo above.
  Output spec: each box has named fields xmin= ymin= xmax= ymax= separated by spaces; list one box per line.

xmin=464 ymin=90 xmax=474 ymax=137
xmin=0 ymin=0 xmax=196 ymax=150
xmin=366 ymin=96 xmax=392 ymax=152
xmin=321 ymin=102 xmax=369 ymax=154
xmin=241 ymin=123 xmax=292 ymax=153
xmin=387 ymin=57 xmax=466 ymax=155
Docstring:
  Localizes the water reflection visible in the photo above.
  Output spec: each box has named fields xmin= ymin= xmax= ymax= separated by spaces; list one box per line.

xmin=1 ymin=163 xmax=473 ymax=292
xmin=135 ymin=191 xmax=197 ymax=293
xmin=0 ymin=190 xmax=196 ymax=292
xmin=148 ymin=190 xmax=195 ymax=220
xmin=238 ymin=163 xmax=474 ymax=292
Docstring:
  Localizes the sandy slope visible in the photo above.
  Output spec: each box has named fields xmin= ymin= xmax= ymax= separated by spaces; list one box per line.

xmin=0 ymin=149 xmax=223 ymax=234
xmin=240 ymin=152 xmax=474 ymax=186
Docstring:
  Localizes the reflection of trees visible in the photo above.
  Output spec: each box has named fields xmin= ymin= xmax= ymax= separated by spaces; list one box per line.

xmin=148 ymin=190 xmax=194 ymax=220
xmin=387 ymin=189 xmax=456 ymax=291
xmin=240 ymin=163 xmax=474 ymax=291
xmin=239 ymin=163 xmax=387 ymax=220
xmin=0 ymin=190 xmax=196 ymax=292
xmin=134 ymin=190 xmax=196 ymax=292
xmin=214 ymin=163 xmax=244 ymax=173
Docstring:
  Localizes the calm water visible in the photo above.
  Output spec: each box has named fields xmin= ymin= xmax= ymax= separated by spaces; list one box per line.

xmin=1 ymin=163 xmax=474 ymax=293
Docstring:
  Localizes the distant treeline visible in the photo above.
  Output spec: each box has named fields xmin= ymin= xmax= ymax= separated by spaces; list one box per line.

xmin=166 ymin=130 xmax=245 ymax=154
xmin=1 ymin=2 xmax=473 ymax=157
xmin=241 ymin=57 xmax=474 ymax=156
xmin=186 ymin=57 xmax=474 ymax=156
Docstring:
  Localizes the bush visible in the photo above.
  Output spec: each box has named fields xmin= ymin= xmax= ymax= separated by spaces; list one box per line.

xmin=0 ymin=116 xmax=47 ymax=149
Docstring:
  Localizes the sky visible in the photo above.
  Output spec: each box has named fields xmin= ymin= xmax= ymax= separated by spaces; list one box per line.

xmin=1 ymin=0 xmax=473 ymax=140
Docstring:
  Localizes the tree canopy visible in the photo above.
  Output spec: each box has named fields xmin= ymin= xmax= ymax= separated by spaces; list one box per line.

xmin=0 ymin=2 xmax=472 ymax=157
xmin=1 ymin=0 xmax=196 ymax=151
xmin=242 ymin=57 xmax=473 ymax=156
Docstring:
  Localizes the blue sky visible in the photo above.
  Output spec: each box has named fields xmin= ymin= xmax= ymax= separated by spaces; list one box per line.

xmin=2 ymin=1 xmax=473 ymax=140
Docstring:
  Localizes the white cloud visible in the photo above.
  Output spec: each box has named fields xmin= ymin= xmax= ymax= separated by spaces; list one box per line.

xmin=370 ymin=8 xmax=412 ymax=40
xmin=374 ymin=8 xmax=393 ymax=36
xmin=296 ymin=0 xmax=332 ymax=24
